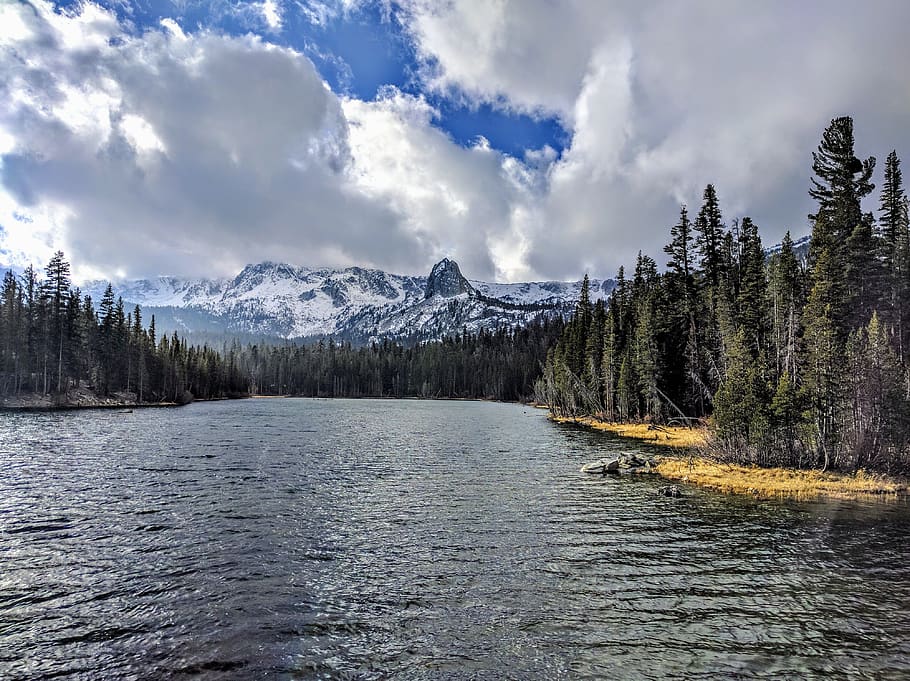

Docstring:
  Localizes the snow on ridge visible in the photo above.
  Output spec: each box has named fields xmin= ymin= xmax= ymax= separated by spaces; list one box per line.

xmin=82 ymin=259 xmax=612 ymax=341
xmin=471 ymin=278 xmax=614 ymax=305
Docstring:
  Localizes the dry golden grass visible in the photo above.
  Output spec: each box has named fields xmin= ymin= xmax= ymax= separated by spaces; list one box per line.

xmin=655 ymin=456 xmax=909 ymax=500
xmin=550 ymin=415 xmax=707 ymax=448
xmin=550 ymin=414 xmax=908 ymax=500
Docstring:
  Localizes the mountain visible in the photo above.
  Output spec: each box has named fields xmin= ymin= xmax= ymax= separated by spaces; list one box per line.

xmin=765 ymin=234 xmax=811 ymax=260
xmin=81 ymin=259 xmax=614 ymax=344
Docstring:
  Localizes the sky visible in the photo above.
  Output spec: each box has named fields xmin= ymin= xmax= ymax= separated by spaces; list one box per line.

xmin=1 ymin=1 xmax=910 ymax=283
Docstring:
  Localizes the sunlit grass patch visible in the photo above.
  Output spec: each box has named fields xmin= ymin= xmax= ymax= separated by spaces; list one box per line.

xmin=654 ymin=456 xmax=909 ymax=500
xmin=550 ymin=415 xmax=707 ymax=448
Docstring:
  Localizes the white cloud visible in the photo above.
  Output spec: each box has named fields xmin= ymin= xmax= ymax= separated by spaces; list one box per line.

xmin=3 ymin=0 xmax=910 ymax=286
xmin=342 ymin=87 xmax=538 ymax=280
xmin=260 ymin=0 xmax=283 ymax=31
xmin=0 ymin=1 xmax=424 ymax=279
xmin=397 ymin=0 xmax=910 ymax=278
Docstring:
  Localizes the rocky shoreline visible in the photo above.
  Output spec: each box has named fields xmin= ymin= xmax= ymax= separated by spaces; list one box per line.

xmin=0 ymin=387 xmax=180 ymax=411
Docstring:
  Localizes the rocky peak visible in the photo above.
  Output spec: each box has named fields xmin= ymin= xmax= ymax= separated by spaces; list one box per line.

xmin=424 ymin=258 xmax=474 ymax=299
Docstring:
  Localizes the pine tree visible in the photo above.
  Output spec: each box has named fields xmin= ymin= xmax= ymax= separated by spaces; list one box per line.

xmin=802 ymin=246 xmax=844 ymax=470
xmin=808 ymin=116 xmax=877 ymax=335
xmin=735 ymin=217 xmax=767 ymax=355
xmin=43 ymin=252 xmax=72 ymax=393
xmin=584 ymin=298 xmax=605 ymax=393
xmin=0 ymin=271 xmax=22 ymax=394
xmin=714 ymin=328 xmax=764 ymax=456
xmin=563 ymin=274 xmax=593 ymax=379
xmin=695 ymin=184 xmax=725 ymax=305
xmin=601 ymin=312 xmax=618 ymax=420
xmin=664 ymin=205 xmax=696 ymax=309
xmin=98 ymin=284 xmax=116 ymax=394
xmin=809 ymin=116 xmax=875 ymax=253
xmin=878 ymin=150 xmax=909 ymax=360
xmin=768 ymin=232 xmax=804 ymax=383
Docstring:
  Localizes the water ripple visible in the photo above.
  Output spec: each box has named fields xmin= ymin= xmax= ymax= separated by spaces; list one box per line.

xmin=1 ymin=399 xmax=909 ymax=679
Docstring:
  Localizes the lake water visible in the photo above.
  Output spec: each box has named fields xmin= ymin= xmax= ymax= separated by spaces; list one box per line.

xmin=1 ymin=399 xmax=909 ymax=679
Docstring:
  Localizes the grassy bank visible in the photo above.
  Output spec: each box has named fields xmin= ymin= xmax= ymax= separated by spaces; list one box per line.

xmin=550 ymin=415 xmax=707 ymax=448
xmin=655 ymin=456 xmax=908 ymax=500
xmin=552 ymin=414 xmax=908 ymax=500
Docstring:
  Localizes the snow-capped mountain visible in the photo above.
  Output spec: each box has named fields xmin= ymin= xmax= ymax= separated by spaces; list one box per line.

xmin=765 ymin=234 xmax=811 ymax=260
xmin=82 ymin=258 xmax=614 ymax=343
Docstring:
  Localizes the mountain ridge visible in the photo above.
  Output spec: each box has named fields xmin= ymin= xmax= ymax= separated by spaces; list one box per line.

xmin=81 ymin=258 xmax=615 ymax=344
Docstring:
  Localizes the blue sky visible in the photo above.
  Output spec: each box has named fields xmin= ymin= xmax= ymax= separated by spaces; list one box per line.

xmin=2 ymin=1 xmax=910 ymax=282
xmin=53 ymin=0 xmax=569 ymax=157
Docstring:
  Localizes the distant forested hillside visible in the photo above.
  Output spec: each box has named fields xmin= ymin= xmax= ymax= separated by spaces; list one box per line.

xmin=0 ymin=256 xmax=562 ymax=404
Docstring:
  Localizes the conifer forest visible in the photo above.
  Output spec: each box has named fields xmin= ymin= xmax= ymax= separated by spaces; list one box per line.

xmin=539 ymin=116 xmax=910 ymax=474
xmin=3 ymin=116 xmax=909 ymax=475
xmin=0 ymin=256 xmax=563 ymax=406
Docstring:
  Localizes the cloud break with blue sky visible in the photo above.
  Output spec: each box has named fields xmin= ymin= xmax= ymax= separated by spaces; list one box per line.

xmin=1 ymin=0 xmax=909 ymax=282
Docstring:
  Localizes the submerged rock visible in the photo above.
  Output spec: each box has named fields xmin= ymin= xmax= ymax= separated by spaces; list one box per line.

xmin=657 ymin=485 xmax=683 ymax=498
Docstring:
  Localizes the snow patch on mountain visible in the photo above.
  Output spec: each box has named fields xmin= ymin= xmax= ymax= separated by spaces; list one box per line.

xmin=82 ymin=259 xmax=613 ymax=343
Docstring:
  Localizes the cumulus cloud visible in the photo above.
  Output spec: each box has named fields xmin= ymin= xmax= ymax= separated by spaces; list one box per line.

xmin=342 ymin=87 xmax=540 ymax=280
xmin=0 ymin=1 xmax=428 ymax=279
xmin=3 ymin=0 xmax=910 ymax=284
xmin=0 ymin=0 xmax=540 ymax=282
xmin=399 ymin=0 xmax=910 ymax=278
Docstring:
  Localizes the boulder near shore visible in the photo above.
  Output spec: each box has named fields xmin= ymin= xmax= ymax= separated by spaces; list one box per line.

xmin=580 ymin=454 xmax=656 ymax=475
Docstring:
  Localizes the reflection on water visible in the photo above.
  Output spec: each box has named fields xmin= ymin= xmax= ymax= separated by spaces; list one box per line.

xmin=1 ymin=399 xmax=909 ymax=679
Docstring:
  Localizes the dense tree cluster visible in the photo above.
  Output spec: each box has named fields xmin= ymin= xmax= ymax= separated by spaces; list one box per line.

xmin=239 ymin=319 xmax=563 ymax=401
xmin=0 ymin=254 xmax=563 ymax=405
xmin=540 ymin=116 xmax=910 ymax=474
xmin=0 ymin=256 xmax=248 ymax=403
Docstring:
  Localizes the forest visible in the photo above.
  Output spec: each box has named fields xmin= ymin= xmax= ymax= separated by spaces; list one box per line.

xmin=3 ymin=115 xmax=907 ymax=476
xmin=538 ymin=116 xmax=910 ymax=474
xmin=0 ymin=258 xmax=562 ymax=405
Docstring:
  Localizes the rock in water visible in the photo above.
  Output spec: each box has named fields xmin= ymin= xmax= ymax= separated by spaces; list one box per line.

xmin=580 ymin=458 xmax=621 ymax=475
xmin=657 ymin=485 xmax=683 ymax=498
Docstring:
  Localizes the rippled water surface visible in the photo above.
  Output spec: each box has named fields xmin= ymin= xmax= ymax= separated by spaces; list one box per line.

xmin=2 ymin=399 xmax=910 ymax=679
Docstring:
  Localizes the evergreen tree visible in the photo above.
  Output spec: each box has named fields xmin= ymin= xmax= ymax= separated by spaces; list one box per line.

xmin=664 ymin=205 xmax=696 ymax=309
xmin=878 ymin=150 xmax=909 ymax=360
xmin=768 ymin=232 xmax=804 ymax=383
xmin=735 ymin=217 xmax=767 ymax=355
xmin=695 ymin=184 xmax=725 ymax=306
xmin=43 ymin=252 xmax=72 ymax=393
xmin=802 ymin=246 xmax=844 ymax=470
xmin=809 ymin=116 xmax=875 ymax=253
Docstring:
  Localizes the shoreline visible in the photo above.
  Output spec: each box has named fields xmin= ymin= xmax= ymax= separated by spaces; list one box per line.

xmin=0 ymin=391 xmax=248 ymax=412
xmin=655 ymin=456 xmax=909 ymax=501
xmin=549 ymin=415 xmax=707 ymax=448
xmin=552 ymin=414 xmax=910 ymax=501
xmin=1 ymin=392 xmax=519 ymax=412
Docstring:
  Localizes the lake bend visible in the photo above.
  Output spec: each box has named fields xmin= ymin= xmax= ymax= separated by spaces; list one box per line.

xmin=2 ymin=398 xmax=910 ymax=679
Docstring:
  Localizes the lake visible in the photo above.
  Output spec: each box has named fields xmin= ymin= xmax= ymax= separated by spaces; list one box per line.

xmin=1 ymin=399 xmax=909 ymax=679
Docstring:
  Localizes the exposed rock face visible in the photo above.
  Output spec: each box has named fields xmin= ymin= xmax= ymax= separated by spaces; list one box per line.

xmin=424 ymin=258 xmax=474 ymax=299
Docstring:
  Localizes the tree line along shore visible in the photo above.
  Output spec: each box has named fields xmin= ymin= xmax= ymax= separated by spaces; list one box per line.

xmin=3 ymin=115 xmax=909 ymax=500
xmin=0 ymin=256 xmax=564 ymax=409
xmin=539 ymin=115 xmax=910 ymax=495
